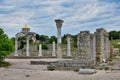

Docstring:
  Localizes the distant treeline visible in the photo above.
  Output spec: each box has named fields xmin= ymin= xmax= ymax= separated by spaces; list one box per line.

xmin=109 ymin=31 xmax=120 ymax=40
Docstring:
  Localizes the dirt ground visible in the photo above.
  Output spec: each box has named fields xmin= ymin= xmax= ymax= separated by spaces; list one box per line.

xmin=0 ymin=59 xmax=120 ymax=80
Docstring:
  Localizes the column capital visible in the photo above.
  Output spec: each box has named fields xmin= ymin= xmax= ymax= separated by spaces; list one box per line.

xmin=55 ymin=19 xmax=64 ymax=28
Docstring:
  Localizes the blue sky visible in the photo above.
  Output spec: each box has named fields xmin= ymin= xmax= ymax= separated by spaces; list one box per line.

xmin=0 ymin=0 xmax=120 ymax=38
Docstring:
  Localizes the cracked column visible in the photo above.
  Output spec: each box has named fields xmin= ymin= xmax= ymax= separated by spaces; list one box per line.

xmin=52 ymin=41 xmax=56 ymax=57
xmin=14 ymin=37 xmax=18 ymax=56
xmin=38 ymin=44 xmax=42 ymax=57
xmin=55 ymin=19 xmax=64 ymax=59
xmin=67 ymin=34 xmax=71 ymax=56
xmin=26 ymin=36 xmax=30 ymax=56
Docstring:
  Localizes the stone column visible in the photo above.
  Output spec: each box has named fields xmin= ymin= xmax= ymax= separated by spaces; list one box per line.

xmin=38 ymin=44 xmax=42 ymax=57
xmin=67 ymin=34 xmax=71 ymax=56
xmin=14 ymin=37 xmax=18 ymax=56
xmin=55 ymin=19 xmax=64 ymax=59
xmin=26 ymin=36 xmax=30 ymax=56
xmin=77 ymin=33 xmax=80 ymax=57
xmin=92 ymin=34 xmax=96 ymax=65
xmin=52 ymin=41 xmax=56 ymax=56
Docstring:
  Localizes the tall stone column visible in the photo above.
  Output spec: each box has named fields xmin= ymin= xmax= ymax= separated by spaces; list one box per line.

xmin=91 ymin=34 xmax=96 ymax=65
xmin=52 ymin=41 xmax=56 ymax=56
xmin=14 ymin=37 xmax=18 ymax=56
xmin=38 ymin=44 xmax=42 ymax=57
xmin=26 ymin=36 xmax=30 ymax=56
xmin=55 ymin=19 xmax=64 ymax=59
xmin=77 ymin=33 xmax=80 ymax=57
xmin=67 ymin=34 xmax=71 ymax=56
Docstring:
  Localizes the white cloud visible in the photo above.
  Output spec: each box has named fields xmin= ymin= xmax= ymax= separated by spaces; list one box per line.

xmin=0 ymin=0 xmax=119 ymax=38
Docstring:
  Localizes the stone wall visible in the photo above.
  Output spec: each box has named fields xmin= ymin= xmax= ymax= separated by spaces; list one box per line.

xmin=77 ymin=31 xmax=93 ymax=67
xmin=77 ymin=28 xmax=111 ymax=64
xmin=95 ymin=28 xmax=110 ymax=63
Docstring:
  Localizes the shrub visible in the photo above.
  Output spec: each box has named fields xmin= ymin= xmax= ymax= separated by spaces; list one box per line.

xmin=0 ymin=61 xmax=11 ymax=67
xmin=47 ymin=65 xmax=55 ymax=71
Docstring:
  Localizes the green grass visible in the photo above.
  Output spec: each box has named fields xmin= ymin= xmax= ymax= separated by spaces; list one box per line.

xmin=111 ymin=40 xmax=120 ymax=55
xmin=0 ymin=61 xmax=11 ymax=67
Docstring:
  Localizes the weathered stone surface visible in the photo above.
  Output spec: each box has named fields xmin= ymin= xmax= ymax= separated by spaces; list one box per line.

xmin=77 ymin=31 xmax=92 ymax=67
xmin=79 ymin=68 xmax=96 ymax=74
xmin=95 ymin=28 xmax=110 ymax=63
xmin=55 ymin=19 xmax=64 ymax=59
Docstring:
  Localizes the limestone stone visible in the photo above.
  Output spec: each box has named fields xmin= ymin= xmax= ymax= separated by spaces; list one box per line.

xmin=52 ymin=41 xmax=56 ymax=56
xmin=67 ymin=34 xmax=71 ymax=56
xmin=55 ymin=19 xmax=64 ymax=60
xmin=38 ymin=44 xmax=42 ymax=57
xmin=26 ymin=36 xmax=30 ymax=56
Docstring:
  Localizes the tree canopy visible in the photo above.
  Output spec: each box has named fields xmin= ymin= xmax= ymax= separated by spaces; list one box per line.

xmin=0 ymin=28 xmax=14 ymax=62
xmin=109 ymin=31 xmax=120 ymax=40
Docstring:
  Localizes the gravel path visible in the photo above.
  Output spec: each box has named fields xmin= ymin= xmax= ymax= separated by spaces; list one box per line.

xmin=0 ymin=59 xmax=120 ymax=80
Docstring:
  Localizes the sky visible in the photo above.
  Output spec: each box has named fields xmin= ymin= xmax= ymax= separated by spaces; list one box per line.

xmin=0 ymin=0 xmax=120 ymax=38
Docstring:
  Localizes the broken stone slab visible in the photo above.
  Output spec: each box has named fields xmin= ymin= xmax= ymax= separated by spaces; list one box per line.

xmin=79 ymin=68 xmax=96 ymax=74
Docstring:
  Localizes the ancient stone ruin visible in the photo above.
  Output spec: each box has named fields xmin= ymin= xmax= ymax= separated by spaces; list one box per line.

xmin=11 ymin=20 xmax=114 ymax=72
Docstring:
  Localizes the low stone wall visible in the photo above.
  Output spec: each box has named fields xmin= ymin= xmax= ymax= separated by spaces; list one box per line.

xmin=49 ymin=60 xmax=91 ymax=70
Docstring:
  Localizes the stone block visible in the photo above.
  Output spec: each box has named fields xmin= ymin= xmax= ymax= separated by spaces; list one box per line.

xmin=79 ymin=68 xmax=96 ymax=74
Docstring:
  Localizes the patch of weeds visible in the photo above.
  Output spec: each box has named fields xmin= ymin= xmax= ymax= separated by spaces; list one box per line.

xmin=0 ymin=61 xmax=11 ymax=67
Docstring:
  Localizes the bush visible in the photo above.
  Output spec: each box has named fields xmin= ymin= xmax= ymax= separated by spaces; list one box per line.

xmin=72 ymin=42 xmax=77 ymax=48
xmin=74 ymin=68 xmax=79 ymax=72
xmin=47 ymin=65 xmax=55 ymax=71
xmin=42 ymin=43 xmax=48 ymax=50
xmin=37 ymin=43 xmax=48 ymax=50
xmin=104 ymin=66 xmax=110 ymax=70
xmin=0 ymin=28 xmax=14 ymax=62
xmin=0 ymin=61 xmax=11 ymax=67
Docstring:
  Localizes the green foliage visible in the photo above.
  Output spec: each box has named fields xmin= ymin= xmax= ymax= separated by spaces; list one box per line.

xmin=49 ymin=36 xmax=57 ymax=43
xmin=104 ymin=66 xmax=110 ymax=70
xmin=111 ymin=40 xmax=120 ymax=49
xmin=62 ymin=39 xmax=67 ymax=44
xmin=72 ymin=42 xmax=77 ymax=48
xmin=111 ymin=40 xmax=120 ymax=54
xmin=0 ymin=61 xmax=11 ymax=67
xmin=39 ymin=35 xmax=49 ymax=42
xmin=109 ymin=31 xmax=120 ymax=40
xmin=37 ymin=42 xmax=48 ymax=50
xmin=41 ymin=43 xmax=48 ymax=50
xmin=47 ymin=65 xmax=55 ymax=71
xmin=74 ymin=68 xmax=79 ymax=72
xmin=72 ymin=35 xmax=77 ymax=42
xmin=10 ymin=37 xmax=15 ymax=45
xmin=18 ymin=36 xmax=26 ymax=41
xmin=36 ymin=34 xmax=40 ymax=40
xmin=0 ymin=28 xmax=14 ymax=62
xmin=62 ymin=34 xmax=68 ymax=44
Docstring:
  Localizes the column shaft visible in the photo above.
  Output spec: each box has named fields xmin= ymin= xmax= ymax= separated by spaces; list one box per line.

xmin=57 ymin=27 xmax=61 ymax=43
xmin=14 ymin=38 xmax=18 ymax=56
xmin=67 ymin=37 xmax=71 ymax=56
xmin=26 ymin=37 xmax=30 ymax=56
xmin=52 ymin=41 xmax=56 ymax=56
xmin=38 ymin=44 xmax=42 ymax=56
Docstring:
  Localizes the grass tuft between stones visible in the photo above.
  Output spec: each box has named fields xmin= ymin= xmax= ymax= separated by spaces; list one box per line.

xmin=0 ymin=61 xmax=11 ymax=67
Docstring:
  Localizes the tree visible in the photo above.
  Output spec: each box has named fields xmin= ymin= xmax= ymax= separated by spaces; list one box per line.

xmin=37 ymin=42 xmax=48 ymax=50
xmin=109 ymin=31 xmax=120 ymax=40
xmin=39 ymin=35 xmax=49 ymax=42
xmin=49 ymin=36 xmax=57 ymax=43
xmin=62 ymin=34 xmax=67 ymax=44
xmin=36 ymin=34 xmax=40 ymax=40
xmin=0 ymin=28 xmax=14 ymax=63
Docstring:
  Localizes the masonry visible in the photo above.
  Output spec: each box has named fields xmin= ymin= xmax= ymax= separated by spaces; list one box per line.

xmin=46 ymin=28 xmax=112 ymax=70
xmin=95 ymin=28 xmax=110 ymax=63
xmin=77 ymin=28 xmax=111 ymax=64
